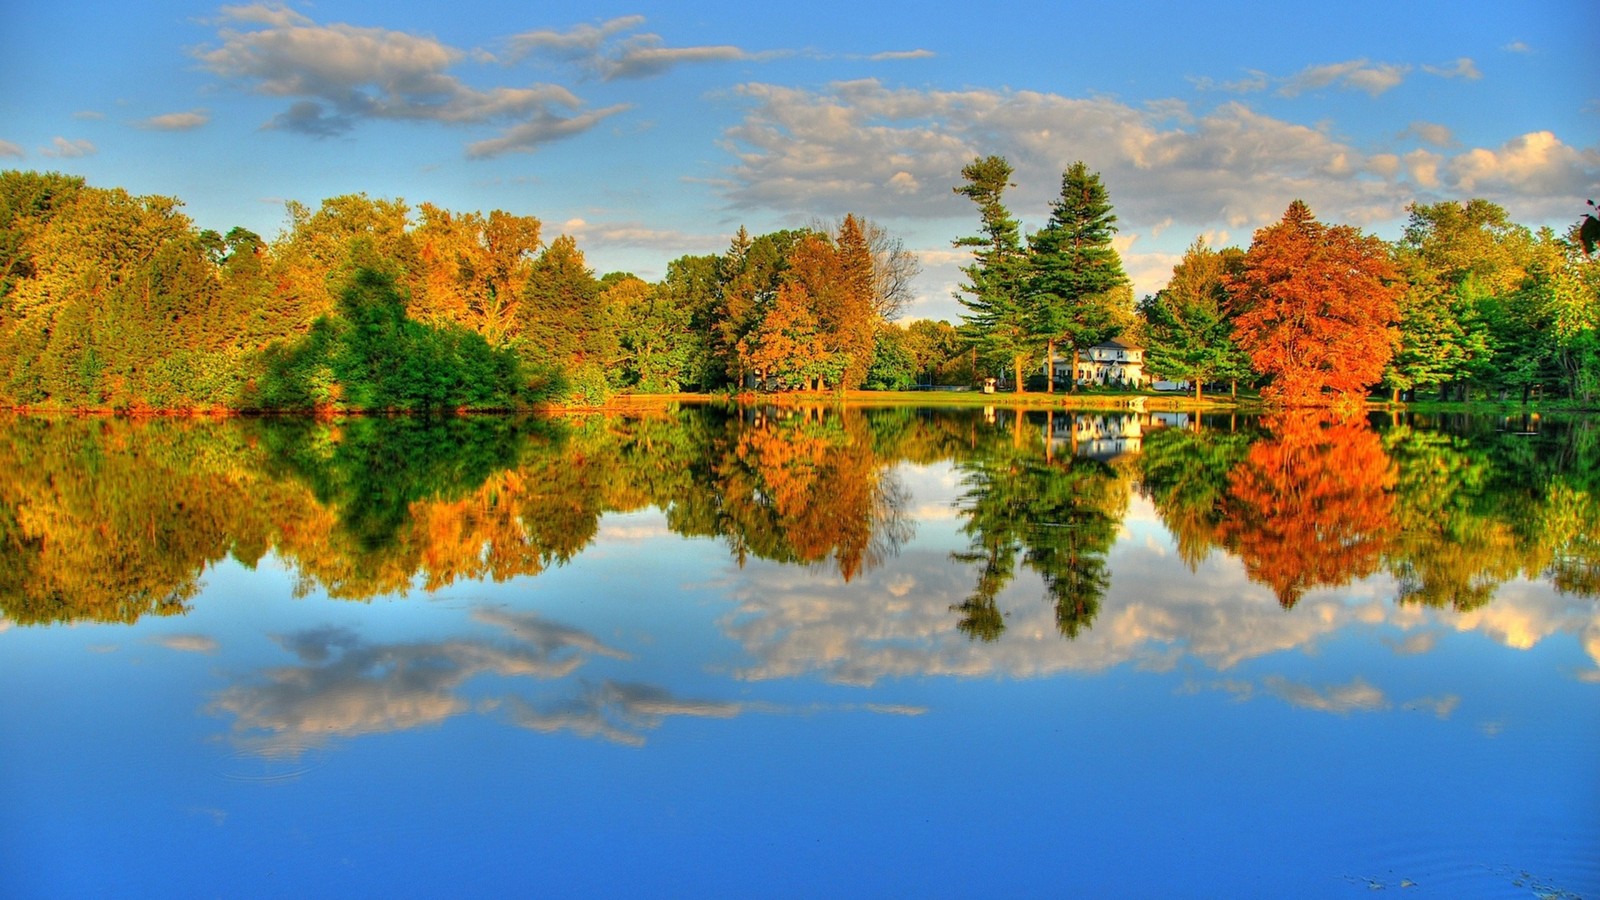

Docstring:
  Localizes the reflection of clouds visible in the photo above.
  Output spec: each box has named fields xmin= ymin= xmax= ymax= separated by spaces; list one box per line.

xmin=1387 ymin=632 xmax=1437 ymax=655
xmin=505 ymin=682 xmax=743 ymax=747
xmin=1263 ymin=676 xmax=1390 ymax=714
xmin=155 ymin=634 xmax=220 ymax=654
xmin=1403 ymin=694 xmax=1461 ymax=719
xmin=212 ymin=613 xmax=626 ymax=755
xmin=722 ymin=486 xmax=1600 ymax=686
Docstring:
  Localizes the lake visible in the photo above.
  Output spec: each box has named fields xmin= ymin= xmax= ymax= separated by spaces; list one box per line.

xmin=0 ymin=404 xmax=1595 ymax=898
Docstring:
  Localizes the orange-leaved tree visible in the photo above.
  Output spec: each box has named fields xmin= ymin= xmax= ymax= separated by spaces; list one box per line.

xmin=1229 ymin=201 xmax=1402 ymax=405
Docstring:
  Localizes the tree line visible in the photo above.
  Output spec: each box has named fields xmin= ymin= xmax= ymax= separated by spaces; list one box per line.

xmin=0 ymin=170 xmax=920 ymax=411
xmin=950 ymin=155 xmax=1599 ymax=406
xmin=3 ymin=166 xmax=1595 ymax=411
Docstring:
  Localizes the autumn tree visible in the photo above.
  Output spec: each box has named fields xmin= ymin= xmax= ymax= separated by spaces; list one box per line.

xmin=954 ymin=155 xmax=1033 ymax=392
xmin=414 ymin=204 xmax=540 ymax=345
xmin=1028 ymin=161 xmax=1129 ymax=392
xmin=1229 ymin=201 xmax=1402 ymax=405
xmin=1216 ymin=411 xmax=1398 ymax=606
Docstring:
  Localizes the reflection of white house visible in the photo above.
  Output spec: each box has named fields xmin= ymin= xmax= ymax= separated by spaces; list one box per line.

xmin=1050 ymin=338 xmax=1146 ymax=387
xmin=1048 ymin=412 xmax=1146 ymax=460
xmin=1045 ymin=410 xmax=1192 ymax=460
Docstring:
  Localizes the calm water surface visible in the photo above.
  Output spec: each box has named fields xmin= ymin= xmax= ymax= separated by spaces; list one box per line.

xmin=1 ymin=405 xmax=1595 ymax=898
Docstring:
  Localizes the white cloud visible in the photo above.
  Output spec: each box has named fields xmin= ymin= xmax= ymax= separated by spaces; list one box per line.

xmin=1279 ymin=59 xmax=1410 ymax=97
xmin=1503 ymin=40 xmax=1532 ymax=54
xmin=138 ymin=110 xmax=211 ymax=131
xmin=870 ymin=49 xmax=935 ymax=62
xmin=720 ymin=79 xmax=1600 ymax=235
xmin=41 ymin=137 xmax=96 ymax=158
xmin=1423 ymin=57 xmax=1482 ymax=80
xmin=464 ymin=104 xmax=631 ymax=157
xmin=0 ymin=139 xmax=23 ymax=159
xmin=503 ymin=16 xmax=647 ymax=62
xmin=504 ymin=15 xmax=770 ymax=81
xmin=1448 ymin=130 xmax=1600 ymax=198
xmin=198 ymin=6 xmax=621 ymax=155
xmin=558 ymin=217 xmax=725 ymax=255
xmin=720 ymin=80 xmax=1395 ymax=228
xmin=1403 ymin=121 xmax=1455 ymax=147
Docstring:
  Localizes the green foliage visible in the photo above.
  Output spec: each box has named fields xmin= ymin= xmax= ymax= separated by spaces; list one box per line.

xmin=865 ymin=326 xmax=917 ymax=390
xmin=253 ymin=268 xmax=536 ymax=411
xmin=1028 ymin=161 xmax=1130 ymax=380
xmin=953 ymin=156 xmax=1034 ymax=390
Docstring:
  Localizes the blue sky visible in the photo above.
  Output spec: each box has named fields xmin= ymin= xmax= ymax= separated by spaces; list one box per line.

xmin=2 ymin=0 xmax=1596 ymax=321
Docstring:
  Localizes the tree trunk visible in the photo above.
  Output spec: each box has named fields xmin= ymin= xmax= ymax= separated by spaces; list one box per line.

xmin=1045 ymin=339 xmax=1055 ymax=394
xmin=1070 ymin=347 xmax=1080 ymax=393
xmin=1230 ymin=380 xmax=1237 ymax=400
xmin=1194 ymin=380 xmax=1202 ymax=402
xmin=1013 ymin=355 xmax=1024 ymax=394
xmin=1391 ymin=386 xmax=1399 ymax=404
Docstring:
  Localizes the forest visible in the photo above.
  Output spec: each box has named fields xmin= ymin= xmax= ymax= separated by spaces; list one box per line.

xmin=0 ymin=166 xmax=1596 ymax=411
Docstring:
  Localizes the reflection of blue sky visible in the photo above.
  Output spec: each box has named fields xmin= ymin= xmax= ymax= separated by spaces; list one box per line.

xmin=2 ymin=460 xmax=1598 ymax=897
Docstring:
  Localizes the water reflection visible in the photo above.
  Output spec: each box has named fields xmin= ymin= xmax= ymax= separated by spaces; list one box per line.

xmin=1 ymin=405 xmax=1596 ymax=631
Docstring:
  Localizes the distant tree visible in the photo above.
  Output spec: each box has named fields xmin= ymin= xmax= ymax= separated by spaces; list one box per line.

xmin=1229 ymin=201 xmax=1402 ymax=405
xmin=1028 ymin=161 xmax=1129 ymax=392
xmin=865 ymin=324 xmax=917 ymax=390
xmin=953 ymin=156 xmax=1033 ymax=392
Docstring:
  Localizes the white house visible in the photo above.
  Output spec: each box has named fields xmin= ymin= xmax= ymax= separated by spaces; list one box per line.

xmin=1050 ymin=338 xmax=1146 ymax=387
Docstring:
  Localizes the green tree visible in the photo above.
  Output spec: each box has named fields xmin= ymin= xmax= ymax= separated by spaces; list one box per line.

xmin=1028 ymin=161 xmax=1129 ymax=392
xmin=953 ymin=156 xmax=1033 ymax=392
xmin=1140 ymin=238 xmax=1248 ymax=400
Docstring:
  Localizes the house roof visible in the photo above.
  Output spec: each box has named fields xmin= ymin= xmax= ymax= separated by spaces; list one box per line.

xmin=1094 ymin=337 xmax=1140 ymax=350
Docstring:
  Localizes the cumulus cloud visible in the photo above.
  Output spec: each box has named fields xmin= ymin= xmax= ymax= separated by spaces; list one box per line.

xmin=1448 ymin=130 xmax=1600 ymax=198
xmin=1403 ymin=121 xmax=1455 ymax=147
xmin=720 ymin=80 xmax=1394 ymax=227
xmin=0 ymin=139 xmax=23 ymax=158
xmin=720 ymin=78 xmax=1600 ymax=231
xmin=41 ymin=137 xmax=96 ymax=158
xmin=870 ymin=49 xmax=935 ymax=61
xmin=198 ymin=4 xmax=621 ymax=155
xmin=138 ymin=110 xmax=211 ymax=131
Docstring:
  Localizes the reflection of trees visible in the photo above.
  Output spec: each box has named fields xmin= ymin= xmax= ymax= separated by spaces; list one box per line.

xmin=670 ymin=405 xmax=915 ymax=580
xmin=951 ymin=411 xmax=1127 ymax=640
xmin=4 ymin=405 xmax=1593 ymax=627
xmin=1136 ymin=421 xmax=1256 ymax=569
xmin=0 ymin=417 xmax=289 ymax=623
xmin=1215 ymin=411 xmax=1398 ymax=608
